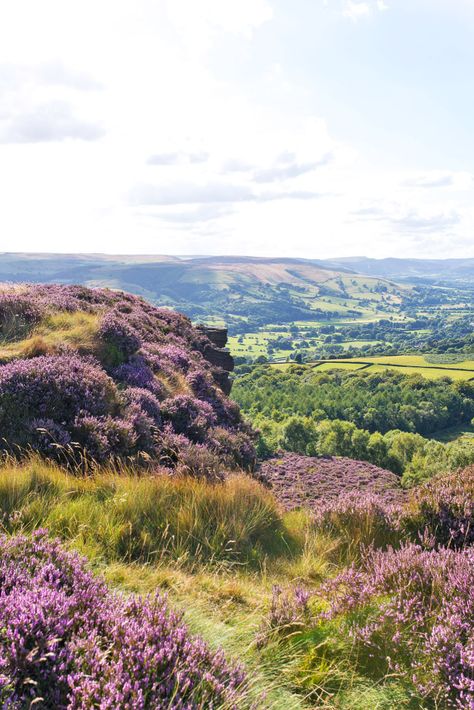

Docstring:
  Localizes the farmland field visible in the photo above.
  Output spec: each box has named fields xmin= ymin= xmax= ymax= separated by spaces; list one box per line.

xmin=280 ymin=354 xmax=474 ymax=381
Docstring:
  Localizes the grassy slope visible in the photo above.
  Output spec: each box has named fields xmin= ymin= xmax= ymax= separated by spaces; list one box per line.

xmin=0 ymin=457 xmax=417 ymax=709
xmin=0 ymin=311 xmax=100 ymax=361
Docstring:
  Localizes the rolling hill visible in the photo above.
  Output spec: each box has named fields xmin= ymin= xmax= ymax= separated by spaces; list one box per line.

xmin=0 ymin=253 xmax=410 ymax=328
xmin=321 ymin=256 xmax=474 ymax=284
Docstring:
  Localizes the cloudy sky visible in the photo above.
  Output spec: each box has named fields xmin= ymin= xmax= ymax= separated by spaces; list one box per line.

xmin=0 ymin=0 xmax=473 ymax=258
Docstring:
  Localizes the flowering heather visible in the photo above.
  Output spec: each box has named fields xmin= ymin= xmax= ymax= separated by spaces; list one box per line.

xmin=314 ymin=491 xmax=400 ymax=551
xmin=155 ymin=344 xmax=191 ymax=371
xmin=0 ymin=530 xmax=246 ymax=708
xmin=400 ymin=465 xmax=474 ymax=548
xmin=161 ymin=394 xmax=217 ymax=443
xmin=257 ymin=453 xmax=405 ymax=512
xmin=208 ymin=427 xmax=257 ymax=471
xmin=121 ymin=387 xmax=162 ymax=423
xmin=98 ymin=310 xmax=141 ymax=359
xmin=113 ymin=356 xmax=164 ymax=396
xmin=0 ymin=293 xmax=42 ymax=341
xmin=187 ymin=369 xmax=242 ymax=428
xmin=257 ymin=585 xmax=312 ymax=647
xmin=0 ymin=354 xmax=118 ymax=443
xmin=0 ymin=284 xmax=256 ymax=469
xmin=321 ymin=543 xmax=474 ymax=709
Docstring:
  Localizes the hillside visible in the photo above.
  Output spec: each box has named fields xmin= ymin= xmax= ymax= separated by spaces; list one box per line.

xmin=0 ymin=253 xmax=410 ymax=328
xmin=0 ymin=283 xmax=473 ymax=708
xmin=0 ymin=284 xmax=255 ymax=470
xmin=322 ymin=256 xmax=474 ymax=284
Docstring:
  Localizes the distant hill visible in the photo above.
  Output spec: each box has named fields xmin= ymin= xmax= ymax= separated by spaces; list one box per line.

xmin=0 ymin=253 xmax=409 ymax=328
xmin=320 ymin=256 xmax=474 ymax=284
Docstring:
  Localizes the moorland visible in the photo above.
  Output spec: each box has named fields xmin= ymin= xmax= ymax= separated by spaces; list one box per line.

xmin=0 ymin=265 xmax=472 ymax=708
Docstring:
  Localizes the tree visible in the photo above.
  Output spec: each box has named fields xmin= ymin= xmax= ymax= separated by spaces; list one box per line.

xmin=281 ymin=417 xmax=315 ymax=454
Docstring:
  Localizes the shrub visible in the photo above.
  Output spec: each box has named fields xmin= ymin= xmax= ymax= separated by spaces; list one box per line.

xmin=257 ymin=453 xmax=405 ymax=512
xmin=321 ymin=544 xmax=474 ymax=709
xmin=113 ymin=356 xmax=164 ymax=397
xmin=72 ymin=413 xmax=139 ymax=462
xmin=98 ymin=311 xmax=141 ymax=361
xmin=400 ymin=465 xmax=474 ymax=548
xmin=121 ymin=386 xmax=162 ymax=423
xmin=0 ymin=530 xmax=245 ymax=708
xmin=0 ymin=285 xmax=252 ymax=472
xmin=161 ymin=395 xmax=217 ymax=443
xmin=0 ymin=293 xmax=42 ymax=341
xmin=0 ymin=354 xmax=118 ymax=445
xmin=187 ymin=369 xmax=241 ymax=427
xmin=257 ymin=585 xmax=312 ymax=647
xmin=314 ymin=492 xmax=400 ymax=555
xmin=208 ymin=426 xmax=257 ymax=471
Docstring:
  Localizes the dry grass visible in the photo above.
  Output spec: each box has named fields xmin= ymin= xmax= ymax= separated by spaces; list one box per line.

xmin=0 ymin=310 xmax=100 ymax=360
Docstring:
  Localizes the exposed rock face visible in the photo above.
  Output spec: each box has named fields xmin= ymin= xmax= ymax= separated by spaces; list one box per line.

xmin=198 ymin=327 xmax=229 ymax=349
xmin=197 ymin=326 xmax=234 ymax=394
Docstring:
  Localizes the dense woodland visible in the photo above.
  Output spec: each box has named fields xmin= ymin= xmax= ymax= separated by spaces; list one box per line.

xmin=233 ymin=365 xmax=474 ymax=484
xmin=234 ymin=366 xmax=474 ymax=435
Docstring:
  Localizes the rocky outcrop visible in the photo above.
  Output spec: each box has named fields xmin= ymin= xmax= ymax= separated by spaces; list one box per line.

xmin=197 ymin=326 xmax=234 ymax=394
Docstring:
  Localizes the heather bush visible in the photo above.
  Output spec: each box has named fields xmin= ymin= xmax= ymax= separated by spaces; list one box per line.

xmin=156 ymin=344 xmax=191 ymax=371
xmin=0 ymin=354 xmax=118 ymax=444
xmin=29 ymin=418 xmax=72 ymax=454
xmin=113 ymin=356 xmax=164 ymax=397
xmin=208 ymin=426 xmax=257 ymax=471
xmin=320 ymin=544 xmax=474 ymax=709
xmin=400 ymin=465 xmax=474 ymax=548
xmin=121 ymin=386 xmax=162 ymax=423
xmin=314 ymin=492 xmax=400 ymax=556
xmin=258 ymin=453 xmax=405 ymax=512
xmin=187 ymin=369 xmax=241 ymax=427
xmin=0 ymin=530 xmax=246 ymax=708
xmin=161 ymin=394 xmax=217 ymax=443
xmin=98 ymin=311 xmax=141 ymax=366
xmin=257 ymin=585 xmax=312 ymax=647
xmin=72 ymin=413 xmax=139 ymax=461
xmin=175 ymin=445 xmax=224 ymax=480
xmin=0 ymin=292 xmax=42 ymax=342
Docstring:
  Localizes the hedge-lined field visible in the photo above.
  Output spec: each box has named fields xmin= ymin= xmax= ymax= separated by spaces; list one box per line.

xmin=273 ymin=355 xmax=474 ymax=380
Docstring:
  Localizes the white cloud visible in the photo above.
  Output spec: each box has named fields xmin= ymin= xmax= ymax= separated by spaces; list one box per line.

xmin=0 ymin=101 xmax=104 ymax=143
xmin=147 ymin=151 xmax=209 ymax=166
xmin=342 ymin=1 xmax=371 ymax=21
xmin=341 ymin=0 xmax=389 ymax=21
xmin=165 ymin=0 xmax=273 ymax=56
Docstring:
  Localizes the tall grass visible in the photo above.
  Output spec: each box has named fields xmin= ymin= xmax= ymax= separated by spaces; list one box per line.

xmin=0 ymin=457 xmax=289 ymax=566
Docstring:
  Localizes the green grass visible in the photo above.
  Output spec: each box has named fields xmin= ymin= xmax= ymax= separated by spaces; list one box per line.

xmin=0 ymin=458 xmax=289 ymax=566
xmin=346 ymin=354 xmax=474 ymax=369
xmin=0 ymin=457 xmax=427 ymax=708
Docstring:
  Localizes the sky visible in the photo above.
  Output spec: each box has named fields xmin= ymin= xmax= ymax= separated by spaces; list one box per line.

xmin=0 ymin=0 xmax=473 ymax=259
